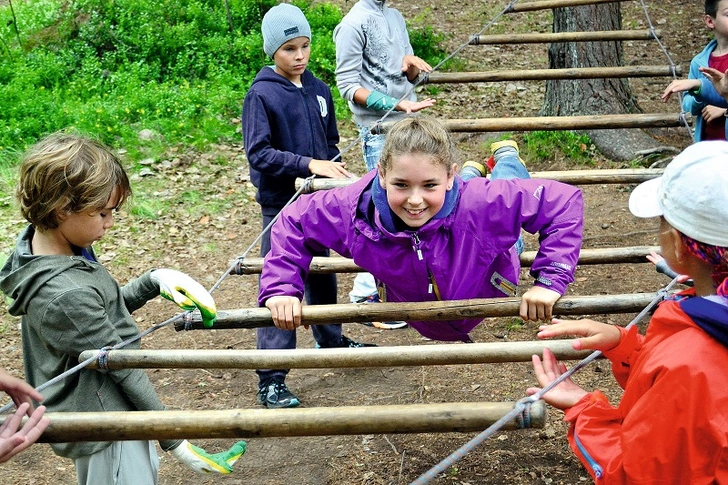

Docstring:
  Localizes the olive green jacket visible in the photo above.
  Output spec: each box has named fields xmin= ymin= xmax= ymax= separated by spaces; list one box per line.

xmin=0 ymin=225 xmax=181 ymax=459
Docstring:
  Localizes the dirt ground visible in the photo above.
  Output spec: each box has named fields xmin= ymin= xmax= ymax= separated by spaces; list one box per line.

xmin=0 ymin=0 xmax=707 ymax=484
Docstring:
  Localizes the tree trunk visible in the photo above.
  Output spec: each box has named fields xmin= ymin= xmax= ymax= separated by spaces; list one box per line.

xmin=541 ymin=4 xmax=663 ymax=161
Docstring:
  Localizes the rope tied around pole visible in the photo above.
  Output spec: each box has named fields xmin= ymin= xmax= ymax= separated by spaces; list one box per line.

xmin=678 ymin=111 xmax=691 ymax=133
xmin=0 ymin=310 xmax=189 ymax=414
xmin=183 ymin=312 xmax=194 ymax=331
xmin=514 ymin=398 xmax=532 ymax=429
xmin=97 ymin=346 xmax=113 ymax=371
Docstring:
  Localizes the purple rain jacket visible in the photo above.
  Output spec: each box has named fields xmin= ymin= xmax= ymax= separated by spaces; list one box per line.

xmin=259 ymin=171 xmax=583 ymax=341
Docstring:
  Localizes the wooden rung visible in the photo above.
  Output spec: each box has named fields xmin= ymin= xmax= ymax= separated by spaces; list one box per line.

xmin=233 ymin=246 xmax=660 ymax=275
xmin=294 ymin=169 xmax=663 ymax=192
xmin=79 ymin=341 xmax=592 ymax=370
xmin=16 ymin=402 xmax=547 ymax=443
xmin=424 ymin=65 xmax=680 ymax=84
xmin=176 ymin=293 xmax=662 ymax=331
xmin=506 ymin=0 xmax=624 ymax=13
xmin=372 ymin=113 xmax=687 ymax=134
xmin=470 ymin=29 xmax=658 ymax=45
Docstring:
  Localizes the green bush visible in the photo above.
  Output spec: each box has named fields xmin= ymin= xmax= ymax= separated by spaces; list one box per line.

xmin=407 ymin=8 xmax=447 ymax=67
xmin=523 ymin=131 xmax=596 ymax=165
xmin=0 ymin=0 xmax=444 ymax=163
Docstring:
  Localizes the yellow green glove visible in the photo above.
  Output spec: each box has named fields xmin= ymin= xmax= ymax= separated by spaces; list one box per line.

xmin=170 ymin=439 xmax=247 ymax=474
xmin=150 ymin=269 xmax=217 ymax=327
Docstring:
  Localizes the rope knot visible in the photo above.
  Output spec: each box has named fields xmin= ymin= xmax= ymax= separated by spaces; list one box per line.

xmin=183 ymin=312 xmax=195 ymax=331
xmin=97 ymin=346 xmax=113 ymax=370
xmin=515 ymin=397 xmax=535 ymax=429
xmin=302 ymin=175 xmax=315 ymax=194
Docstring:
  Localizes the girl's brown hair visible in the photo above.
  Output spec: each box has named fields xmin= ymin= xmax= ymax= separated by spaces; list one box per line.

xmin=378 ymin=117 xmax=456 ymax=175
xmin=17 ymin=132 xmax=132 ymax=231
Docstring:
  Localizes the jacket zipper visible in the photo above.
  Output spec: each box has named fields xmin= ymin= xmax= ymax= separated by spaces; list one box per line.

xmin=573 ymin=432 xmax=603 ymax=478
xmin=299 ymin=86 xmax=316 ymax=156
xmin=411 ymin=233 xmax=441 ymax=299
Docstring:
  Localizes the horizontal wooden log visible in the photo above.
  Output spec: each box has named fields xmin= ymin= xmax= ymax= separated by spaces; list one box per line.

xmin=470 ymin=29 xmax=658 ymax=45
xmin=80 ymin=340 xmax=593 ymax=370
xmin=506 ymin=0 xmax=623 ymax=12
xmin=371 ymin=113 xmax=686 ymax=134
xmin=19 ymin=402 xmax=546 ymax=442
xmin=295 ymin=168 xmax=663 ymax=192
xmin=423 ymin=65 xmax=680 ymax=84
xmin=176 ymin=293 xmax=660 ymax=331
xmin=233 ymin=246 xmax=660 ymax=275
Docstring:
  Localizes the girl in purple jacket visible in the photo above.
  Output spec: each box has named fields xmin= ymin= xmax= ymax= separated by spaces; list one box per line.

xmin=260 ymin=117 xmax=584 ymax=342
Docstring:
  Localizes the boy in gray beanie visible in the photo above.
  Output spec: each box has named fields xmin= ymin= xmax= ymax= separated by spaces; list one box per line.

xmin=242 ymin=2 xmax=375 ymax=410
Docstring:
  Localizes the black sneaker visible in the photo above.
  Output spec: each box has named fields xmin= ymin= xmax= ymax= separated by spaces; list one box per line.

xmin=257 ymin=378 xmax=300 ymax=409
xmin=317 ymin=335 xmax=377 ymax=349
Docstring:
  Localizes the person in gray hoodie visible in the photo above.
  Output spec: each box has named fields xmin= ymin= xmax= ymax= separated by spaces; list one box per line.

xmin=334 ymin=0 xmax=435 ymax=321
xmin=0 ymin=132 xmax=245 ymax=484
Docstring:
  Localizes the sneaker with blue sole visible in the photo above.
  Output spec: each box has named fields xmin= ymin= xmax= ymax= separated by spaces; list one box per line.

xmin=257 ymin=377 xmax=300 ymax=409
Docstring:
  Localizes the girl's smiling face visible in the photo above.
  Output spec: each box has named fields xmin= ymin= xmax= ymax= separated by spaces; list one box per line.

xmin=378 ymin=153 xmax=456 ymax=229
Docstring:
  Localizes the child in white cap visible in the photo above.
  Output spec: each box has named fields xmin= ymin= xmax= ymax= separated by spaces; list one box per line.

xmin=242 ymin=3 xmax=373 ymax=410
xmin=527 ymin=140 xmax=728 ymax=482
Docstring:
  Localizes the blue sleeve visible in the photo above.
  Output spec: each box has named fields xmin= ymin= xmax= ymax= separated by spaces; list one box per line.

xmin=242 ymin=90 xmax=311 ymax=178
xmin=697 ymin=78 xmax=728 ymax=109
xmin=683 ymin=56 xmax=708 ymax=115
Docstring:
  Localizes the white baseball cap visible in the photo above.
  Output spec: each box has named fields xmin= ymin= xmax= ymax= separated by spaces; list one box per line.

xmin=628 ymin=140 xmax=728 ymax=247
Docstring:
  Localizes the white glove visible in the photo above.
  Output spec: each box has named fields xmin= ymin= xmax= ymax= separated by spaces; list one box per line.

xmin=150 ymin=269 xmax=217 ymax=327
xmin=169 ymin=439 xmax=246 ymax=474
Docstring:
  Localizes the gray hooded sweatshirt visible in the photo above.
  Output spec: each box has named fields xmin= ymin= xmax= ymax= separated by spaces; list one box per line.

xmin=333 ymin=0 xmax=417 ymax=126
xmin=0 ymin=225 xmax=181 ymax=459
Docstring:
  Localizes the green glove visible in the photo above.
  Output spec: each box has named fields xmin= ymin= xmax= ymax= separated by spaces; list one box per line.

xmin=365 ymin=91 xmax=399 ymax=111
xmin=150 ymin=269 xmax=217 ymax=327
xmin=170 ymin=439 xmax=247 ymax=474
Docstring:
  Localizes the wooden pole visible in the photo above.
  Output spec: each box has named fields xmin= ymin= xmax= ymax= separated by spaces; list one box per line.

xmin=21 ymin=402 xmax=547 ymax=442
xmin=232 ymin=246 xmax=659 ymax=275
xmin=294 ymin=168 xmax=664 ymax=192
xmin=506 ymin=0 xmax=622 ymax=12
xmin=423 ymin=65 xmax=680 ymax=84
xmin=470 ymin=29 xmax=658 ymax=45
xmin=80 ymin=340 xmax=592 ymax=370
xmin=175 ymin=293 xmax=660 ymax=331
xmin=372 ymin=113 xmax=686 ymax=134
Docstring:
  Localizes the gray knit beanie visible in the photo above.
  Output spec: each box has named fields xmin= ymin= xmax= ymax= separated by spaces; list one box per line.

xmin=261 ymin=3 xmax=312 ymax=58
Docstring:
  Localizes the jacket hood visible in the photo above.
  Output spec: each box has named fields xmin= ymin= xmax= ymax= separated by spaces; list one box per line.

xmin=0 ymin=226 xmax=92 ymax=317
xmin=358 ymin=0 xmax=386 ymax=12
xmin=250 ymin=65 xmax=314 ymax=89
xmin=680 ymin=295 xmax=728 ymax=348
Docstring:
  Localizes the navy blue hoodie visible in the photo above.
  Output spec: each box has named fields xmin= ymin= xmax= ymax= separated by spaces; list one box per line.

xmin=242 ymin=67 xmax=340 ymax=215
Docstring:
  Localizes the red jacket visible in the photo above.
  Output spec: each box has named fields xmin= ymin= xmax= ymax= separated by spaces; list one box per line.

xmin=564 ymin=290 xmax=728 ymax=483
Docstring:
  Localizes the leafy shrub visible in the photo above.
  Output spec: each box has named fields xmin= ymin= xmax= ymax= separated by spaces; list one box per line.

xmin=407 ymin=8 xmax=447 ymax=67
xmin=0 ymin=0 xmax=444 ymax=161
xmin=523 ymin=131 xmax=596 ymax=164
